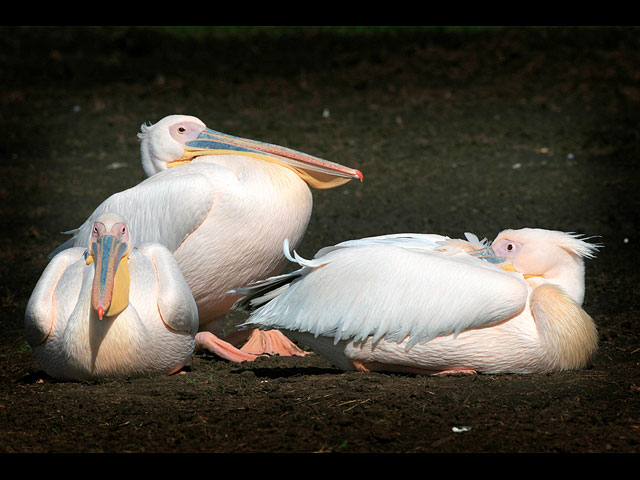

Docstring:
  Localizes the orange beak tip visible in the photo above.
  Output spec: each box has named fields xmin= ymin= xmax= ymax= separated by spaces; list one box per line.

xmin=97 ymin=306 xmax=104 ymax=320
xmin=355 ymin=169 xmax=364 ymax=182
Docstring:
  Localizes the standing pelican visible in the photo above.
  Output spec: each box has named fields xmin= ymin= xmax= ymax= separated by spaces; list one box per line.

xmin=236 ymin=228 xmax=600 ymax=375
xmin=52 ymin=115 xmax=362 ymax=362
xmin=26 ymin=213 xmax=199 ymax=381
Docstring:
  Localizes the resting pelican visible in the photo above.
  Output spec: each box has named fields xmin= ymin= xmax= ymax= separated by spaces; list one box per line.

xmin=52 ymin=115 xmax=362 ymax=362
xmin=235 ymin=228 xmax=600 ymax=375
xmin=26 ymin=213 xmax=199 ymax=381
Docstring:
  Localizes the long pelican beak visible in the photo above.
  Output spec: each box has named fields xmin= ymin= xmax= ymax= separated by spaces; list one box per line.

xmin=169 ymin=128 xmax=363 ymax=189
xmin=88 ymin=234 xmax=130 ymax=320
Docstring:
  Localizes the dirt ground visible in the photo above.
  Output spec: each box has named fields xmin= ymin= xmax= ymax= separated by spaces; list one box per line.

xmin=1 ymin=26 xmax=639 ymax=455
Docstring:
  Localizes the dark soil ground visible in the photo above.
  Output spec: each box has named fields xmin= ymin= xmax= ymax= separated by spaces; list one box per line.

xmin=1 ymin=26 xmax=639 ymax=455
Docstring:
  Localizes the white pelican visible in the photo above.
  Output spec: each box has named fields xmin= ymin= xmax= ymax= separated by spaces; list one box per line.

xmin=235 ymin=228 xmax=600 ymax=375
xmin=26 ymin=213 xmax=199 ymax=381
xmin=52 ymin=115 xmax=362 ymax=362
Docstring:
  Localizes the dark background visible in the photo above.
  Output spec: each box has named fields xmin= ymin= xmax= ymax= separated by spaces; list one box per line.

xmin=0 ymin=26 xmax=638 ymax=453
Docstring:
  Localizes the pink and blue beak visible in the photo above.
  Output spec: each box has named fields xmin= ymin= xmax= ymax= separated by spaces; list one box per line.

xmin=180 ymin=128 xmax=363 ymax=189
xmin=90 ymin=231 xmax=129 ymax=320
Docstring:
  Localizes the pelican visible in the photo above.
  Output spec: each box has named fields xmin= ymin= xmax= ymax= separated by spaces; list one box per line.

xmin=25 ymin=213 xmax=199 ymax=381
xmin=235 ymin=228 xmax=600 ymax=375
xmin=52 ymin=115 xmax=362 ymax=362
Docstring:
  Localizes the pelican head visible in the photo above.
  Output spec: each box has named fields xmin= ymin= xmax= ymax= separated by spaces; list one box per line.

xmin=492 ymin=228 xmax=600 ymax=305
xmin=138 ymin=114 xmax=363 ymax=189
xmin=86 ymin=213 xmax=132 ymax=320
xmin=138 ymin=114 xmax=207 ymax=176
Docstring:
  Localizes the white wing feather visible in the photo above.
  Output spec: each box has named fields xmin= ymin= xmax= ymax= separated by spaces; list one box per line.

xmin=138 ymin=243 xmax=199 ymax=335
xmin=313 ymin=233 xmax=449 ymax=258
xmin=50 ymin=164 xmax=228 ymax=255
xmin=234 ymin=233 xmax=498 ymax=311
xmin=24 ymin=248 xmax=85 ymax=346
xmin=241 ymin=241 xmax=529 ymax=349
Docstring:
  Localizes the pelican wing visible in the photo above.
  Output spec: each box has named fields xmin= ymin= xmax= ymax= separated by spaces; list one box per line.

xmin=25 ymin=247 xmax=85 ymax=346
xmin=51 ymin=164 xmax=229 ymax=256
xmin=242 ymin=242 xmax=529 ymax=349
xmin=234 ymin=233 xmax=497 ymax=311
xmin=313 ymin=233 xmax=450 ymax=258
xmin=233 ymin=234 xmax=451 ymax=311
xmin=138 ymin=243 xmax=199 ymax=335
xmin=233 ymin=268 xmax=306 ymax=312
xmin=312 ymin=232 xmax=501 ymax=261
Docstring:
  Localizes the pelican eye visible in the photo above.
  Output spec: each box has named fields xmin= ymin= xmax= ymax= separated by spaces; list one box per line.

xmin=507 ymin=243 xmax=514 ymax=251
